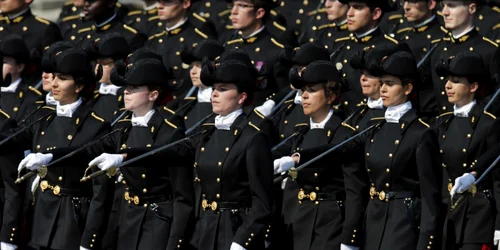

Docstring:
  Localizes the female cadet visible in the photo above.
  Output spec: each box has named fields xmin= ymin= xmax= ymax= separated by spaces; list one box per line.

xmin=435 ymin=51 xmax=500 ymax=250
xmin=294 ymin=51 xmax=442 ymax=250
xmin=272 ymin=60 xmax=360 ymax=250
xmin=91 ymin=52 xmax=274 ymax=250
xmin=0 ymin=48 xmax=111 ymax=250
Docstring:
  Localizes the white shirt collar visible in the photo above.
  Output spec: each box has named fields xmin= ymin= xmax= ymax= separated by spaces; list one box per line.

xmin=310 ymin=109 xmax=334 ymax=129
xmin=99 ymin=83 xmax=121 ymax=96
xmin=243 ymin=25 xmax=265 ymax=39
xmin=166 ymin=18 xmax=188 ymax=31
xmin=215 ymin=109 xmax=243 ymax=130
xmin=367 ymin=97 xmax=383 ymax=109
xmin=95 ymin=13 xmax=117 ymax=28
xmin=1 ymin=78 xmax=21 ymax=93
xmin=414 ymin=15 xmax=436 ymax=28
xmin=56 ymin=98 xmax=82 ymax=118
xmin=45 ymin=92 xmax=58 ymax=106
xmin=452 ymin=26 xmax=475 ymax=39
xmin=131 ymin=109 xmax=155 ymax=127
xmin=355 ymin=26 xmax=378 ymax=38
xmin=197 ymin=87 xmax=213 ymax=103
xmin=8 ymin=7 xmax=29 ymax=19
xmin=454 ymin=100 xmax=476 ymax=117
xmin=143 ymin=2 xmax=158 ymax=11
xmin=294 ymin=90 xmax=303 ymax=105
xmin=385 ymin=101 xmax=412 ymax=123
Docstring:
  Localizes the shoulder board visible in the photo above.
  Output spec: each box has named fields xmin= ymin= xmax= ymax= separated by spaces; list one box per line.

xmin=284 ymin=99 xmax=294 ymax=104
xmin=163 ymin=106 xmax=176 ymax=114
xmin=484 ymin=111 xmax=496 ymax=119
xmin=127 ymin=10 xmax=142 ymax=16
xmin=253 ymin=109 xmax=265 ymax=119
xmin=194 ymin=28 xmax=208 ymax=39
xmin=184 ymin=97 xmax=196 ymax=100
xmin=148 ymin=31 xmax=165 ymax=40
xmin=35 ymin=100 xmax=45 ymax=104
xmin=218 ymin=9 xmax=231 ymax=17
xmin=273 ymin=21 xmax=286 ymax=31
xmin=118 ymin=119 xmax=131 ymax=123
xmin=164 ymin=119 xmax=178 ymax=129
xmin=248 ymin=122 xmax=260 ymax=131
xmin=192 ymin=13 xmax=206 ymax=23
xmin=437 ymin=10 xmax=443 ymax=16
xmin=440 ymin=26 xmax=449 ymax=34
xmin=388 ymin=14 xmax=403 ymax=20
xmin=483 ymin=37 xmax=498 ymax=47
xmin=41 ymin=106 xmax=56 ymax=111
xmin=318 ymin=24 xmax=329 ymax=30
xmin=439 ymin=111 xmax=453 ymax=117
xmin=0 ymin=109 xmax=10 ymax=119
xmin=396 ymin=27 xmax=413 ymax=34
xmin=123 ymin=24 xmax=137 ymax=34
xmin=225 ymin=25 xmax=234 ymax=30
xmin=62 ymin=15 xmax=80 ymax=22
xmin=493 ymin=23 xmax=500 ymax=30
xmin=384 ymin=34 xmax=398 ymax=44
xmin=418 ymin=118 xmax=430 ymax=128
xmin=270 ymin=10 xmax=278 ymax=16
xmin=115 ymin=2 xmax=122 ymax=7
xmin=341 ymin=122 xmax=356 ymax=131
xmin=28 ymin=86 xmax=42 ymax=96
xmin=370 ymin=117 xmax=385 ymax=121
xmin=431 ymin=38 xmax=442 ymax=44
xmin=119 ymin=107 xmax=126 ymax=111
xmin=203 ymin=123 xmax=215 ymax=126
xmin=226 ymin=38 xmax=244 ymax=45
xmin=335 ymin=36 xmax=351 ymax=42
xmin=271 ymin=38 xmax=284 ymax=48
xmin=78 ymin=27 xmax=92 ymax=34
xmin=295 ymin=123 xmax=308 ymax=127
xmin=91 ymin=112 xmax=105 ymax=122
xmin=493 ymin=6 xmax=500 ymax=13
xmin=64 ymin=0 xmax=73 ymax=6
xmin=35 ymin=16 xmax=50 ymax=25
xmin=148 ymin=16 xmax=159 ymax=22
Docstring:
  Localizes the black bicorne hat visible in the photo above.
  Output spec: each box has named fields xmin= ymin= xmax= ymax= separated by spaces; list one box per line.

xmin=41 ymin=41 xmax=75 ymax=73
xmin=278 ymin=42 xmax=330 ymax=68
xmin=0 ymin=34 xmax=30 ymax=63
xmin=435 ymin=51 xmax=488 ymax=85
xmin=289 ymin=60 xmax=344 ymax=90
xmin=85 ymin=32 xmax=130 ymax=61
xmin=110 ymin=58 xmax=174 ymax=90
xmin=368 ymin=51 xmax=422 ymax=88
xmin=180 ymin=39 xmax=225 ymax=65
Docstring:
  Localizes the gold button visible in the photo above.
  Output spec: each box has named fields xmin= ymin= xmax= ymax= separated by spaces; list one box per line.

xmin=284 ymin=120 xmax=288 ymax=124
xmin=444 ymin=47 xmax=447 ymax=51
xmin=296 ymin=19 xmax=301 ymax=25
xmin=93 ymin=234 xmax=96 ymax=237
xmin=58 ymin=176 xmax=63 ymax=181
xmin=23 ymin=26 xmax=27 ymax=31
xmin=13 ymin=107 xmax=18 ymax=112
xmin=467 ymin=134 xmax=471 ymax=138
xmin=463 ymin=163 xmax=467 ymax=167
xmin=343 ymin=59 xmax=348 ymax=64
xmin=87 ymin=35 xmax=91 ymax=39
xmin=174 ymin=66 xmax=179 ymax=70
xmin=218 ymin=162 xmax=222 ymax=166
xmin=441 ymin=91 xmax=445 ymax=96
xmin=442 ymin=106 xmax=446 ymax=111
xmin=314 ymin=173 xmax=318 ymax=177
xmin=142 ymin=174 xmax=146 ymax=179
xmin=312 ymin=26 xmax=317 ymax=31
xmin=216 ymin=178 xmax=220 ymax=182
xmin=386 ymin=168 xmax=390 ymax=173
xmin=159 ymin=39 xmax=163 ymax=43
xmin=205 ymin=2 xmax=211 ymax=7
xmin=41 ymin=131 xmax=45 ymax=136
xmin=72 ymin=24 xmax=76 ymax=29
xmin=280 ymin=134 xmax=284 ymax=138
xmin=440 ymin=77 xmax=444 ymax=80
xmin=366 ymin=153 xmax=370 ymax=157
xmin=469 ymin=47 xmax=474 ymax=51
xmin=299 ymin=9 xmax=304 ymax=14
xmin=71 ymin=36 xmax=75 ymax=40
xmin=175 ymin=51 xmax=180 ymax=56
xmin=255 ymin=47 xmax=260 ymax=52
xmin=201 ymin=147 xmax=205 ymax=152
xmin=10 ymin=233 xmax=14 ymax=237
xmin=36 ymin=145 xmax=40 ymax=150
xmin=462 ymin=148 xmax=466 ymax=153
xmin=328 ymin=33 xmax=332 ymax=37
xmin=0 ymin=27 xmax=4 ymax=31
xmin=427 ymin=35 xmax=431 ymax=39
xmin=179 ymin=37 xmax=184 ymax=42
xmin=67 ymin=135 xmax=73 ymax=140
xmin=225 ymin=147 xmax=229 ymax=152
xmin=370 ymin=139 xmax=374 ymax=143
xmin=216 ymin=193 xmax=220 ymax=199
xmin=388 ymin=153 xmax=393 ymax=158
xmin=143 ymin=188 xmax=148 ymax=193
xmin=143 ymin=204 xmax=148 ymax=208
xmin=121 ymin=144 xmax=127 ymax=149
xmin=385 ymin=183 xmax=390 ymax=187
xmin=440 ymin=149 xmax=443 ymax=154
xmin=395 ymin=140 xmax=399 ymax=145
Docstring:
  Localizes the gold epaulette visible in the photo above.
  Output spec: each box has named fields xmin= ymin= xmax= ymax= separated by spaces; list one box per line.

xmin=195 ymin=28 xmax=208 ymax=39
xmin=248 ymin=122 xmax=260 ymax=131
xmin=370 ymin=117 xmax=385 ymax=121
xmin=418 ymin=118 xmax=430 ymax=128
xmin=192 ymin=13 xmax=206 ymax=23
xmin=384 ymin=34 xmax=398 ymax=44
xmin=318 ymin=24 xmax=329 ymax=30
xmin=335 ymin=36 xmax=350 ymax=42
xmin=493 ymin=23 xmax=500 ymax=31
xmin=203 ymin=123 xmax=215 ymax=126
xmin=271 ymin=38 xmax=284 ymax=48
xmin=483 ymin=37 xmax=498 ymax=47
xmin=388 ymin=14 xmax=403 ymax=20
xmin=0 ymin=109 xmax=10 ymax=119
xmin=28 ymin=86 xmax=42 ymax=96
xmin=148 ymin=16 xmax=159 ymax=22
xmin=119 ymin=107 xmax=126 ymax=111
xmin=273 ymin=21 xmax=286 ymax=31
xmin=218 ymin=9 xmax=231 ymax=17
xmin=484 ymin=111 xmax=497 ymax=119
xmin=163 ymin=106 xmax=176 ymax=114
xmin=91 ymin=112 xmax=105 ymax=122
xmin=118 ymin=119 xmax=131 ymax=123
xmin=127 ymin=10 xmax=142 ymax=16
xmin=226 ymin=38 xmax=244 ymax=45
xmin=64 ymin=0 xmax=73 ymax=5
xmin=62 ymin=15 xmax=80 ymax=22
xmin=78 ymin=27 xmax=92 ymax=34
xmin=253 ymin=109 xmax=265 ymax=119
xmin=437 ymin=10 xmax=443 ymax=16
xmin=295 ymin=123 xmax=308 ymax=127
xmin=431 ymin=38 xmax=442 ymax=44
xmin=123 ymin=24 xmax=137 ymax=34
xmin=35 ymin=100 xmax=45 ymax=104
xmin=284 ymin=99 xmax=294 ymax=104
xmin=396 ymin=27 xmax=413 ymax=34
xmin=164 ymin=119 xmax=178 ymax=129
xmin=35 ymin=17 xmax=50 ymax=25
xmin=441 ymin=26 xmax=449 ymax=34
xmin=493 ymin=6 xmax=500 ymax=13
xmin=41 ymin=106 xmax=56 ymax=111
xmin=148 ymin=31 xmax=166 ymax=40
xmin=439 ymin=111 xmax=453 ymax=117
xmin=341 ymin=122 xmax=356 ymax=131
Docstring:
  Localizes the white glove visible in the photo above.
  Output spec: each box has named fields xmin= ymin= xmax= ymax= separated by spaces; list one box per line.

xmin=18 ymin=153 xmax=53 ymax=172
xmin=494 ymin=230 xmax=500 ymax=247
xmin=1 ymin=242 xmax=18 ymax=250
xmin=273 ymin=156 xmax=295 ymax=174
xmin=340 ymin=244 xmax=359 ymax=250
xmin=31 ymin=176 xmax=40 ymax=193
xmin=450 ymin=173 xmax=475 ymax=198
xmin=80 ymin=247 xmax=91 ymax=250
xmin=255 ymin=100 xmax=275 ymax=117
xmin=230 ymin=242 xmax=246 ymax=250
xmin=89 ymin=153 xmax=124 ymax=171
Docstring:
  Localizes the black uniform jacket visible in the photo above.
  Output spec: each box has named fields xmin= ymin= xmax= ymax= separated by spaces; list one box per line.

xmin=296 ymin=109 xmax=442 ymax=250
xmin=272 ymin=112 xmax=364 ymax=249
xmin=0 ymin=103 xmax=110 ymax=249
xmin=314 ymin=22 xmax=350 ymax=54
xmin=437 ymin=105 xmax=500 ymax=244
xmin=124 ymin=113 xmax=274 ymax=250
xmin=90 ymin=84 xmax=125 ymax=123
xmin=0 ymin=80 xmax=44 ymax=122
xmin=75 ymin=16 xmax=142 ymax=49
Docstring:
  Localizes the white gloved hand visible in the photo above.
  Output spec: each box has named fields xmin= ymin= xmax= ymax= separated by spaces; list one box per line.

xmin=18 ymin=153 xmax=53 ymax=172
xmin=31 ymin=176 xmax=40 ymax=193
xmin=340 ymin=244 xmax=359 ymax=250
xmin=230 ymin=242 xmax=246 ymax=250
xmin=273 ymin=156 xmax=295 ymax=174
xmin=494 ymin=230 xmax=500 ymax=247
xmin=89 ymin=153 xmax=124 ymax=171
xmin=450 ymin=173 xmax=476 ymax=198
xmin=80 ymin=246 xmax=91 ymax=250
xmin=1 ymin=242 xmax=18 ymax=250
xmin=255 ymin=100 xmax=275 ymax=117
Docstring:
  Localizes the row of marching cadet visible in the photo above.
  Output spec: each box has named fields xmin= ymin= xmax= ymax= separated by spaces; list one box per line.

xmin=0 ymin=0 xmax=499 ymax=250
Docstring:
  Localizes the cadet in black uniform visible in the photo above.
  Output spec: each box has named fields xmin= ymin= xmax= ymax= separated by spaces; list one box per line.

xmin=123 ymin=0 xmax=160 ymax=37
xmin=473 ymin=1 xmax=500 ymax=39
xmin=147 ymin=0 xmax=215 ymax=98
xmin=423 ymin=0 xmax=498 ymax=117
xmin=332 ymin=0 xmax=398 ymax=115
xmin=57 ymin=0 xmax=84 ymax=24
xmin=178 ymin=39 xmax=225 ymax=128
xmin=86 ymin=32 xmax=130 ymax=122
xmin=272 ymin=60 xmax=358 ymax=250
xmin=296 ymin=51 xmax=443 ymax=250
xmin=122 ymin=56 xmax=274 ymax=250
xmin=435 ymin=52 xmax=500 ymax=250
xmin=0 ymin=48 xmax=111 ymax=250
xmin=313 ymin=0 xmax=350 ymax=53
xmin=396 ymin=0 xmax=448 ymax=62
